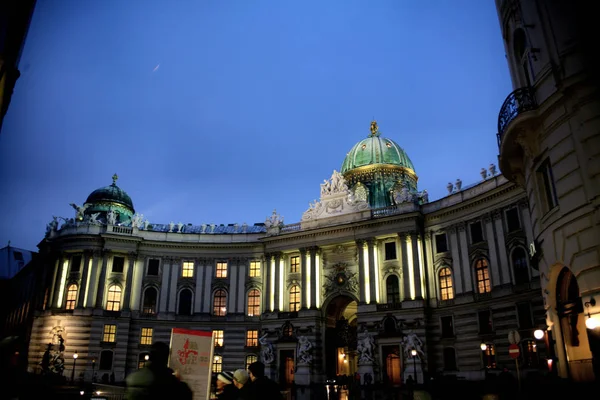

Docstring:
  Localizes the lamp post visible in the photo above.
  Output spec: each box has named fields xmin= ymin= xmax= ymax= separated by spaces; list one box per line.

xmin=411 ymin=349 xmax=417 ymax=384
xmin=71 ymin=350 xmax=78 ymax=384
xmin=145 ymin=354 xmax=150 ymax=368
xmin=91 ymin=358 xmax=96 ymax=382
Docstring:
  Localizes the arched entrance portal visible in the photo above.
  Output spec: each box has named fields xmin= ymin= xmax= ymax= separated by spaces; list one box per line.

xmin=324 ymin=295 xmax=358 ymax=379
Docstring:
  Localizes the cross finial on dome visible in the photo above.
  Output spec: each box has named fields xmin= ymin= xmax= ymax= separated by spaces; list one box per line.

xmin=370 ymin=120 xmax=379 ymax=136
xmin=112 ymin=173 xmax=118 ymax=185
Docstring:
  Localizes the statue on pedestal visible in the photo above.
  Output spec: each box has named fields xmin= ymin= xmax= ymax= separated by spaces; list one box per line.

xmin=259 ymin=333 xmax=275 ymax=364
xmin=297 ymin=336 xmax=313 ymax=364
xmin=357 ymin=331 xmax=376 ymax=364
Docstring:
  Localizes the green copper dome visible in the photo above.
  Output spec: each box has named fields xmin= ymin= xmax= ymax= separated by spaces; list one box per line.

xmin=341 ymin=121 xmax=419 ymax=209
xmin=83 ymin=174 xmax=135 ymax=220
xmin=341 ymin=121 xmax=415 ymax=174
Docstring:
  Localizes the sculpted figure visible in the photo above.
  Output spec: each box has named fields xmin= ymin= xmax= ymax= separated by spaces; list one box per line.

xmin=259 ymin=333 xmax=275 ymax=364
xmin=143 ymin=219 xmax=150 ymax=230
xmin=358 ymin=331 xmax=376 ymax=363
xmin=107 ymin=209 xmax=117 ymax=225
xmin=402 ymin=333 xmax=424 ymax=360
xmin=169 ymin=221 xmax=175 ymax=232
xmin=297 ymin=336 xmax=313 ymax=364
xmin=70 ymin=203 xmax=88 ymax=220
xmin=265 ymin=209 xmax=283 ymax=228
xmin=177 ymin=222 xmax=184 ymax=232
xmin=88 ymin=212 xmax=101 ymax=225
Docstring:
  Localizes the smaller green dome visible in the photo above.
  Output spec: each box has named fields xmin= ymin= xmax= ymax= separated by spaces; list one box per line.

xmin=84 ymin=174 xmax=134 ymax=213
xmin=341 ymin=121 xmax=415 ymax=174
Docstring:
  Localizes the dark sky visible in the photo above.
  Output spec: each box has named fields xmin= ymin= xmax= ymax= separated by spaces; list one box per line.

xmin=0 ymin=0 xmax=512 ymax=251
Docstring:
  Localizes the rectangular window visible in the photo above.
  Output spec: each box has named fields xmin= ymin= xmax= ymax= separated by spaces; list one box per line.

xmin=290 ymin=256 xmax=300 ymax=273
xmin=103 ymin=324 xmax=117 ymax=343
xmin=441 ymin=316 xmax=454 ymax=338
xmin=435 ymin=234 xmax=448 ymax=253
xmin=71 ymin=255 xmax=82 ymax=272
xmin=147 ymin=259 xmax=160 ymax=276
xmin=470 ymin=222 xmax=484 ymax=244
xmin=214 ymin=330 xmax=224 ymax=347
xmin=112 ymin=256 xmax=125 ymax=273
xmin=213 ymin=355 xmax=222 ymax=373
xmin=522 ymin=339 xmax=538 ymax=368
xmin=140 ymin=328 xmax=153 ymax=345
xmin=245 ymin=355 xmax=258 ymax=370
xmin=384 ymin=242 xmax=397 ymax=260
xmin=182 ymin=261 xmax=194 ymax=278
xmin=13 ymin=251 xmax=23 ymax=261
xmin=478 ymin=310 xmax=493 ymax=334
xmin=483 ymin=343 xmax=497 ymax=368
xmin=506 ymin=208 xmax=521 ymax=232
xmin=537 ymin=159 xmax=558 ymax=212
xmin=216 ymin=262 xmax=227 ymax=278
xmin=517 ymin=302 xmax=533 ymax=329
xmin=246 ymin=330 xmax=258 ymax=347
xmin=249 ymin=261 xmax=260 ymax=277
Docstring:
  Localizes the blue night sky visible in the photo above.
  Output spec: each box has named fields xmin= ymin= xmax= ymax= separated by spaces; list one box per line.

xmin=0 ymin=0 xmax=512 ymax=251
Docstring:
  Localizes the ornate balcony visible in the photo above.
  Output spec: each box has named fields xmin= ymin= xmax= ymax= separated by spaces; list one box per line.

xmin=496 ymin=86 xmax=537 ymax=148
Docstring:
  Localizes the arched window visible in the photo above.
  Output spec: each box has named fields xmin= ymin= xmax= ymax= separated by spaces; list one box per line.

xmin=106 ymin=285 xmax=122 ymax=311
xmin=439 ymin=267 xmax=454 ymax=300
xmin=247 ymin=289 xmax=260 ymax=316
xmin=443 ymin=347 xmax=457 ymax=371
xmin=213 ymin=289 xmax=227 ymax=316
xmin=512 ymin=248 xmax=529 ymax=285
xmin=386 ymin=275 xmax=400 ymax=304
xmin=138 ymin=352 xmax=150 ymax=369
xmin=289 ymin=285 xmax=300 ymax=312
xmin=142 ymin=287 xmax=158 ymax=315
xmin=99 ymin=350 xmax=114 ymax=370
xmin=65 ymin=284 xmax=78 ymax=310
xmin=245 ymin=354 xmax=258 ymax=370
xmin=178 ymin=289 xmax=193 ymax=315
xmin=475 ymin=259 xmax=491 ymax=294
xmin=283 ymin=322 xmax=294 ymax=337
xmin=384 ymin=317 xmax=396 ymax=334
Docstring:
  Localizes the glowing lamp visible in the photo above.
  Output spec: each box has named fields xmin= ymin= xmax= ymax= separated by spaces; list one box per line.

xmin=534 ymin=329 xmax=544 ymax=340
xmin=480 ymin=343 xmax=487 ymax=351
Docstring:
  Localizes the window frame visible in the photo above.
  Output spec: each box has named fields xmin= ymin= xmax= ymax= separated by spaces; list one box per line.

xmin=246 ymin=330 xmax=258 ymax=347
xmin=290 ymin=256 xmax=300 ymax=273
xmin=65 ymin=284 xmax=78 ymax=310
xmin=103 ymin=324 xmax=117 ymax=343
xmin=181 ymin=261 xmax=194 ymax=278
xmin=249 ymin=261 xmax=261 ymax=277
xmin=106 ymin=285 xmax=122 ymax=311
xmin=439 ymin=267 xmax=454 ymax=301
xmin=289 ymin=285 xmax=300 ymax=312
xmin=213 ymin=289 xmax=227 ymax=316
xmin=216 ymin=262 xmax=228 ymax=279
xmin=475 ymin=258 xmax=492 ymax=294
xmin=140 ymin=327 xmax=153 ymax=346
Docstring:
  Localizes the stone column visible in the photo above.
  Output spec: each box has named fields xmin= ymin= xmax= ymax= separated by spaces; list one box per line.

xmin=131 ymin=255 xmax=146 ymax=312
xmin=423 ymin=232 xmax=435 ymax=298
xmin=411 ymin=233 xmax=423 ymax=299
xmin=76 ymin=251 xmax=92 ymax=308
xmin=300 ymin=248 xmax=308 ymax=309
xmin=356 ymin=240 xmax=366 ymax=304
xmin=309 ymin=247 xmax=318 ymax=309
xmin=202 ymin=258 xmax=214 ymax=313
xmin=122 ymin=252 xmax=137 ymax=311
xmin=264 ymin=254 xmax=272 ymax=312
xmin=47 ymin=254 xmax=60 ymax=308
xmin=159 ymin=258 xmax=171 ymax=313
xmin=95 ymin=250 xmax=110 ymax=309
xmin=483 ymin=213 xmax=501 ymax=287
xmin=228 ymin=258 xmax=238 ymax=313
xmin=273 ymin=253 xmax=281 ymax=312
xmin=493 ymin=211 xmax=510 ymax=285
xmin=400 ymin=234 xmax=411 ymax=301
xmin=195 ymin=257 xmax=204 ymax=314
xmin=236 ymin=258 xmax=247 ymax=314
xmin=448 ymin=227 xmax=464 ymax=294
xmin=52 ymin=253 xmax=68 ymax=308
xmin=367 ymin=239 xmax=377 ymax=304
xmin=168 ymin=258 xmax=180 ymax=313
xmin=85 ymin=251 xmax=101 ymax=308
xmin=457 ymin=224 xmax=473 ymax=292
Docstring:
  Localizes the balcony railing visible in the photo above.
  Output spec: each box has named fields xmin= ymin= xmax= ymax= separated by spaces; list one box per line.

xmin=497 ymin=86 xmax=537 ymax=147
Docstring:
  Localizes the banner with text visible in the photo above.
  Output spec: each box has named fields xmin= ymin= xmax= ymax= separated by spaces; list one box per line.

xmin=169 ymin=328 xmax=214 ymax=400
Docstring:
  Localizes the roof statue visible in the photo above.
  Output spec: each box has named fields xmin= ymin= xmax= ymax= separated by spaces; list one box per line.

xmin=370 ymin=120 xmax=379 ymax=136
xmin=112 ymin=173 xmax=118 ymax=185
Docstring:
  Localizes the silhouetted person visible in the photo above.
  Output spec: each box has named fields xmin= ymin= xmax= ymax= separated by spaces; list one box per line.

xmin=233 ymin=369 xmax=251 ymax=400
xmin=216 ymin=371 xmax=239 ymax=400
xmin=125 ymin=341 xmax=192 ymax=400
xmin=247 ymin=361 xmax=283 ymax=400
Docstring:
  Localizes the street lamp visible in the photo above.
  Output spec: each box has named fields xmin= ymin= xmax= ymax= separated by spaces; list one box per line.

xmin=91 ymin=358 xmax=96 ymax=382
xmin=71 ymin=350 xmax=78 ymax=384
xmin=534 ymin=329 xmax=544 ymax=340
xmin=411 ymin=349 xmax=417 ymax=384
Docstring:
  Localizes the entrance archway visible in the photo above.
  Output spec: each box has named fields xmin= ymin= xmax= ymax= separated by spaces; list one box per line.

xmin=323 ymin=294 xmax=358 ymax=379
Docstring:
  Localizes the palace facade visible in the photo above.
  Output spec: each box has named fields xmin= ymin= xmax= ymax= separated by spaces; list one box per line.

xmin=29 ymin=121 xmax=547 ymax=387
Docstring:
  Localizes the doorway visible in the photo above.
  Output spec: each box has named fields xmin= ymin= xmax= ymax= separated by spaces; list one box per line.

xmin=382 ymin=345 xmax=402 ymax=386
xmin=279 ymin=350 xmax=295 ymax=388
xmin=324 ymin=295 xmax=358 ymax=378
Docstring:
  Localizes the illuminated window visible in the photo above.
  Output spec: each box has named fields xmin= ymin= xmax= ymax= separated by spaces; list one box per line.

xmin=65 ymin=284 xmax=78 ymax=310
xmin=213 ymin=289 xmax=227 ymax=316
xmin=140 ymin=328 xmax=153 ymax=345
xmin=439 ymin=267 xmax=454 ymax=300
xmin=289 ymin=285 xmax=300 ymax=312
xmin=214 ymin=330 xmax=224 ymax=347
xmin=212 ymin=355 xmax=222 ymax=373
xmin=475 ymin=259 xmax=491 ymax=294
xmin=106 ymin=285 xmax=122 ymax=311
xmin=283 ymin=322 xmax=294 ymax=337
xmin=522 ymin=339 xmax=538 ymax=368
xmin=216 ymin=262 xmax=228 ymax=278
xmin=182 ymin=261 xmax=194 ymax=278
xmin=247 ymin=289 xmax=260 ymax=316
xmin=245 ymin=354 xmax=258 ymax=370
xmin=290 ymin=256 xmax=300 ymax=273
xmin=138 ymin=352 xmax=150 ymax=369
xmin=249 ymin=261 xmax=260 ymax=277
xmin=246 ymin=330 xmax=258 ymax=347
xmin=142 ymin=287 xmax=158 ymax=315
xmin=482 ymin=343 xmax=496 ymax=368
xmin=103 ymin=324 xmax=117 ymax=342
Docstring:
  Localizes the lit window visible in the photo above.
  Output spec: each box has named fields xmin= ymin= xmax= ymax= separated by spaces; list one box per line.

xmin=482 ymin=343 xmax=496 ymax=369
xmin=138 ymin=353 xmax=150 ymax=369
xmin=290 ymin=256 xmax=300 ymax=273
xmin=475 ymin=259 xmax=491 ymax=294
xmin=439 ymin=267 xmax=454 ymax=300
xmin=289 ymin=285 xmax=300 ymax=312
xmin=140 ymin=328 xmax=153 ymax=345
xmin=522 ymin=339 xmax=538 ymax=368
xmin=103 ymin=324 xmax=117 ymax=342
xmin=247 ymin=290 xmax=260 ymax=316
xmin=182 ymin=261 xmax=194 ymax=278
xmin=106 ymin=285 xmax=122 ymax=311
xmin=214 ymin=330 xmax=224 ymax=347
xmin=213 ymin=289 xmax=227 ymax=316
xmin=245 ymin=354 xmax=258 ymax=370
xmin=212 ymin=355 xmax=222 ymax=373
xmin=216 ymin=262 xmax=228 ymax=278
xmin=249 ymin=261 xmax=260 ymax=277
xmin=65 ymin=284 xmax=78 ymax=310
xmin=246 ymin=330 xmax=258 ymax=347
